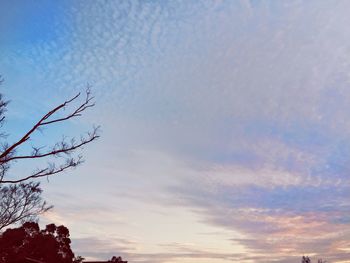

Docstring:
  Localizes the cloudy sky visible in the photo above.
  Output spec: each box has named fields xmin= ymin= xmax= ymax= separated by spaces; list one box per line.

xmin=1 ymin=0 xmax=350 ymax=262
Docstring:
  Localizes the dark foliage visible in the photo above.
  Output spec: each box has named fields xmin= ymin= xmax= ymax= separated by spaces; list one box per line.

xmin=302 ymin=256 xmax=327 ymax=263
xmin=0 ymin=222 xmax=79 ymax=263
xmin=109 ymin=256 xmax=128 ymax=263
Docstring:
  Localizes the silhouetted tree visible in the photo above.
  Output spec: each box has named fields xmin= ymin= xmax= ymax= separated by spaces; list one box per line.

xmin=0 ymin=75 xmax=99 ymax=228
xmin=73 ymin=256 xmax=85 ymax=263
xmin=302 ymin=256 xmax=311 ymax=263
xmin=0 ymin=222 xmax=81 ymax=263
xmin=0 ymin=182 xmax=52 ymax=230
xmin=109 ymin=256 xmax=128 ymax=263
xmin=302 ymin=256 xmax=327 ymax=263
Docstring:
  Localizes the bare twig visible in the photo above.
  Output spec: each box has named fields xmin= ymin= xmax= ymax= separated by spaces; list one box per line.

xmin=0 ymin=87 xmax=99 ymax=184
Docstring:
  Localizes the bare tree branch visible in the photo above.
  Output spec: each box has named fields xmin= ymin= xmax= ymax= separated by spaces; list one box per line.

xmin=0 ymin=182 xmax=52 ymax=230
xmin=0 ymin=78 xmax=99 ymax=229
xmin=0 ymin=88 xmax=96 ymax=162
xmin=0 ymin=87 xmax=99 ymax=185
xmin=0 ymin=157 xmax=83 ymax=184
xmin=2 ymin=126 xmax=99 ymax=163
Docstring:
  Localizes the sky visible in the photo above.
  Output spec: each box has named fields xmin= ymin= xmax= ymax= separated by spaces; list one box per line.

xmin=1 ymin=0 xmax=350 ymax=262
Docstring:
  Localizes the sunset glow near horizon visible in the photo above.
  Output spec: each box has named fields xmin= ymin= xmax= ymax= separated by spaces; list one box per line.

xmin=1 ymin=1 xmax=350 ymax=262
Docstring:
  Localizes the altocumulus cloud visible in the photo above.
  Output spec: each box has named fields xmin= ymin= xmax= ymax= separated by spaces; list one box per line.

xmin=2 ymin=1 xmax=350 ymax=262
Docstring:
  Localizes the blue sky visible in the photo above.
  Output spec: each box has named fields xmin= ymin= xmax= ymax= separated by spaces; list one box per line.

xmin=1 ymin=1 xmax=350 ymax=262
